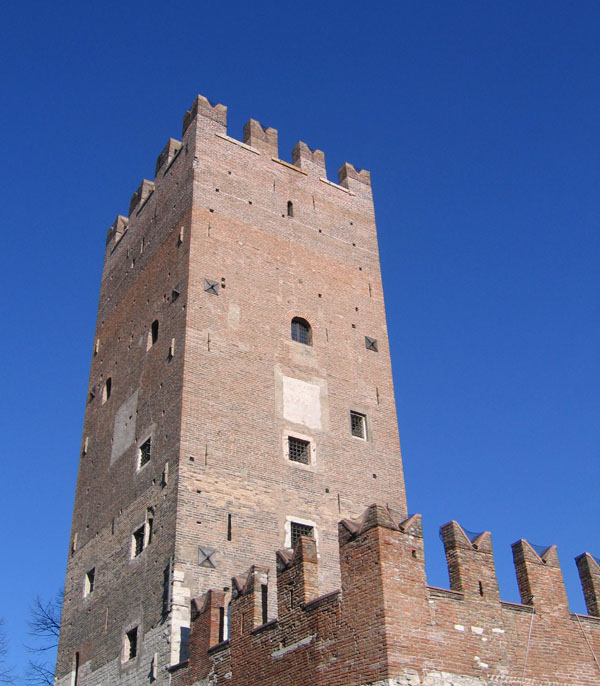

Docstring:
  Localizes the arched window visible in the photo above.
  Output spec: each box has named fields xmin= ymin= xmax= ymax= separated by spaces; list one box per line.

xmin=287 ymin=200 xmax=294 ymax=217
xmin=291 ymin=317 xmax=312 ymax=346
xmin=151 ymin=320 xmax=159 ymax=345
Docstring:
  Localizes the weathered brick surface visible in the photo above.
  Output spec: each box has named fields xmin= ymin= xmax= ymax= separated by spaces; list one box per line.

xmin=57 ymin=94 xmax=406 ymax=684
xmin=173 ymin=505 xmax=600 ymax=686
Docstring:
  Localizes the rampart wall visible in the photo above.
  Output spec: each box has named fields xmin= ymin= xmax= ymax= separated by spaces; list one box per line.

xmin=172 ymin=503 xmax=600 ymax=686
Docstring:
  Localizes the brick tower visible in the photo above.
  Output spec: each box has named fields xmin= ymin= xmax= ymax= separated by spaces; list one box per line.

xmin=56 ymin=95 xmax=406 ymax=686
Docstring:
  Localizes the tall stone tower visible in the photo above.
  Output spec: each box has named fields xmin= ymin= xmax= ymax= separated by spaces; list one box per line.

xmin=56 ymin=95 xmax=406 ymax=686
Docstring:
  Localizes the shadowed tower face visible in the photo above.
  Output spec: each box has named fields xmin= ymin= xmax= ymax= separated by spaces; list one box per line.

xmin=55 ymin=95 xmax=406 ymax=686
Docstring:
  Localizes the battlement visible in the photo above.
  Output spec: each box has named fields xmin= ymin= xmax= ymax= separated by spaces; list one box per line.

xmin=174 ymin=504 xmax=600 ymax=686
xmin=102 ymin=92 xmax=379 ymax=298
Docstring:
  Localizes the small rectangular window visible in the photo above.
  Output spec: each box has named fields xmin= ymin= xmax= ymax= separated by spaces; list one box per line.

xmin=288 ymin=436 xmax=310 ymax=465
xmin=133 ymin=526 xmax=145 ymax=557
xmin=290 ymin=522 xmax=314 ymax=547
xmin=84 ymin=567 xmax=95 ymax=596
xmin=139 ymin=438 xmax=151 ymax=468
xmin=125 ymin=627 xmax=138 ymax=660
xmin=350 ymin=411 xmax=367 ymax=439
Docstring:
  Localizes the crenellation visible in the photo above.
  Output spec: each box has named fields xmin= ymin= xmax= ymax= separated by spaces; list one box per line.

xmin=106 ymin=214 xmax=129 ymax=248
xmin=276 ymin=535 xmax=319 ymax=618
xmin=155 ymin=137 xmax=183 ymax=176
xmin=511 ymin=540 xmax=569 ymax=613
xmin=182 ymin=94 xmax=227 ymax=136
xmin=338 ymin=161 xmax=372 ymax=190
xmin=129 ymin=179 xmax=155 ymax=216
xmin=292 ymin=141 xmax=326 ymax=176
xmin=441 ymin=522 xmax=500 ymax=603
xmin=243 ymin=118 xmax=278 ymax=156
xmin=576 ymin=553 xmax=600 ymax=617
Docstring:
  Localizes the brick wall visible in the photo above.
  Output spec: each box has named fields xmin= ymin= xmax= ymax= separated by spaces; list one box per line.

xmin=173 ymin=504 xmax=600 ymax=686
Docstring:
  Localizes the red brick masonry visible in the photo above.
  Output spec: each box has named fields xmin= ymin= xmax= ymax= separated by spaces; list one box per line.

xmin=172 ymin=504 xmax=600 ymax=685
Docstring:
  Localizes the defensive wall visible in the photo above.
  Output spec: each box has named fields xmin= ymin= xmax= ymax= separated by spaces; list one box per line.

xmin=171 ymin=503 xmax=600 ymax=686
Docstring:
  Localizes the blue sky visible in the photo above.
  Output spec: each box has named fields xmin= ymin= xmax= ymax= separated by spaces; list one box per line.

xmin=1 ymin=0 xmax=598 ymax=678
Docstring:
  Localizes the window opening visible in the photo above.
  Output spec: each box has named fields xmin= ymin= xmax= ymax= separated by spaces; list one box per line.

xmin=102 ymin=378 xmax=112 ymax=404
xmin=73 ymin=652 xmax=80 ymax=686
xmin=350 ymin=411 xmax=367 ymax=439
xmin=133 ymin=526 xmax=145 ymax=557
xmin=290 ymin=522 xmax=314 ymax=547
xmin=287 ymin=201 xmax=294 ymax=217
xmin=291 ymin=317 xmax=312 ymax=346
xmin=288 ymin=436 xmax=310 ymax=465
xmin=218 ymin=606 xmax=225 ymax=643
xmin=151 ymin=320 xmax=159 ymax=345
xmin=84 ymin=567 xmax=95 ymax=596
xmin=146 ymin=517 xmax=153 ymax=546
xmin=125 ymin=627 xmax=138 ymax=660
xmin=227 ymin=513 xmax=232 ymax=541
xmin=261 ymin=583 xmax=268 ymax=624
xmin=139 ymin=438 xmax=152 ymax=469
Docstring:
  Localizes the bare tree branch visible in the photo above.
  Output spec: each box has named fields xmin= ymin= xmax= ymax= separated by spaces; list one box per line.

xmin=25 ymin=590 xmax=63 ymax=686
xmin=26 ymin=590 xmax=62 ymax=652
xmin=24 ymin=660 xmax=55 ymax=686
xmin=0 ymin=619 xmax=16 ymax=684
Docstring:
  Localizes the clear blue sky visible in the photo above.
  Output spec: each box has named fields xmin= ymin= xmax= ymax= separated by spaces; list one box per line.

xmin=1 ymin=0 xmax=598 ymax=678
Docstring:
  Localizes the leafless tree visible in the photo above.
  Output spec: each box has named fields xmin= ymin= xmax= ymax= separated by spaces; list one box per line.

xmin=25 ymin=590 xmax=63 ymax=686
xmin=0 ymin=618 xmax=15 ymax=684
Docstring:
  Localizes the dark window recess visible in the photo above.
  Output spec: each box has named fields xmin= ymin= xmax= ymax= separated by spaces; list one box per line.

xmin=204 ymin=278 xmax=220 ymax=295
xmin=171 ymin=284 xmax=181 ymax=300
xmin=288 ymin=436 xmax=310 ymax=464
xmin=139 ymin=438 xmax=152 ymax=468
xmin=350 ymin=411 xmax=367 ymax=439
xmin=146 ymin=518 xmax=153 ymax=546
xmin=162 ymin=557 xmax=173 ymax=617
xmin=102 ymin=377 xmax=112 ymax=403
xmin=290 ymin=522 xmax=314 ymax=548
xmin=126 ymin=627 xmax=138 ymax=660
xmin=227 ymin=513 xmax=232 ymax=541
xmin=365 ymin=336 xmax=378 ymax=352
xmin=287 ymin=200 xmax=294 ymax=217
xmin=291 ymin=317 xmax=312 ymax=346
xmin=218 ymin=606 xmax=225 ymax=643
xmin=74 ymin=653 xmax=80 ymax=686
xmin=133 ymin=526 xmax=145 ymax=557
xmin=151 ymin=320 xmax=159 ymax=344
xmin=261 ymin=583 xmax=268 ymax=624
xmin=86 ymin=567 xmax=95 ymax=595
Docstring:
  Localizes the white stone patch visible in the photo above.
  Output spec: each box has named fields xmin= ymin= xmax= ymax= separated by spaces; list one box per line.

xmin=454 ymin=624 xmax=465 ymax=632
xmin=471 ymin=626 xmax=484 ymax=634
xmin=492 ymin=627 xmax=505 ymax=634
xmin=282 ymin=376 xmax=322 ymax=429
xmin=271 ymin=633 xmax=315 ymax=658
xmin=111 ymin=390 xmax=138 ymax=463
xmin=227 ymin=303 xmax=240 ymax=329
